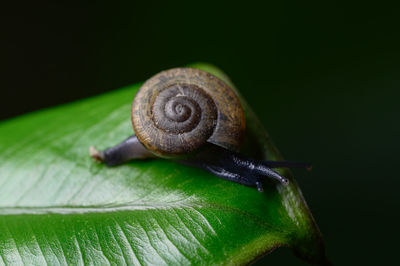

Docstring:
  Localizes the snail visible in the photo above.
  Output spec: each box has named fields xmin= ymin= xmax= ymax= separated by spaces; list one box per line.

xmin=90 ymin=68 xmax=310 ymax=192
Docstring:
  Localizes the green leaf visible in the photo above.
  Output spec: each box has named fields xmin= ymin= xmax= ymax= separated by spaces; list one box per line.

xmin=0 ymin=64 xmax=328 ymax=265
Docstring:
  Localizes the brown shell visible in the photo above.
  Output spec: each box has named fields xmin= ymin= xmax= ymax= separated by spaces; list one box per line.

xmin=131 ymin=68 xmax=245 ymax=158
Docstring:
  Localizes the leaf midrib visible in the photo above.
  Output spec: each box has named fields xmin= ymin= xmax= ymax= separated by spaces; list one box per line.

xmin=0 ymin=201 xmax=283 ymax=233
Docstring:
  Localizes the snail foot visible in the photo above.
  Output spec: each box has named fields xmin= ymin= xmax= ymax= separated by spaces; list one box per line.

xmin=89 ymin=146 xmax=104 ymax=163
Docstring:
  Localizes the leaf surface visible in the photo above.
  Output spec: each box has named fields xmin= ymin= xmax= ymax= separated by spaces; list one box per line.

xmin=0 ymin=64 xmax=327 ymax=265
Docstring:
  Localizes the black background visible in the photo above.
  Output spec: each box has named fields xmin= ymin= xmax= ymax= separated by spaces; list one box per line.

xmin=2 ymin=1 xmax=400 ymax=265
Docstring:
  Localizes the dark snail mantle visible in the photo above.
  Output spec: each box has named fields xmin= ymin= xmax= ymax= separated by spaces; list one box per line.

xmin=90 ymin=68 xmax=311 ymax=192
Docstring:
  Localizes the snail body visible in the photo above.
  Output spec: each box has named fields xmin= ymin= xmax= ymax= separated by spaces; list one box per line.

xmin=91 ymin=68 xmax=311 ymax=192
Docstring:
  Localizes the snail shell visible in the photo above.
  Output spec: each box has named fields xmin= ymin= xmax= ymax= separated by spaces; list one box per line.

xmin=131 ymin=68 xmax=245 ymax=158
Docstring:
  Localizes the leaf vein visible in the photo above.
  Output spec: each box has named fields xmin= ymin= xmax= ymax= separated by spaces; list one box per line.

xmin=113 ymin=217 xmax=141 ymax=265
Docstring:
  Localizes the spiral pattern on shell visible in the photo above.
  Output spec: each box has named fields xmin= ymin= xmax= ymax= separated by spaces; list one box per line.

xmin=132 ymin=68 xmax=245 ymax=157
xmin=152 ymin=84 xmax=217 ymax=133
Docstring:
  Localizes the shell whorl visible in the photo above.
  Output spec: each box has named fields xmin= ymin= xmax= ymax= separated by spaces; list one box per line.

xmin=132 ymin=68 xmax=245 ymax=157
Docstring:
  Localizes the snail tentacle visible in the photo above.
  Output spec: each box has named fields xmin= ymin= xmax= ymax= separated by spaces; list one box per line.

xmin=178 ymin=143 xmax=290 ymax=188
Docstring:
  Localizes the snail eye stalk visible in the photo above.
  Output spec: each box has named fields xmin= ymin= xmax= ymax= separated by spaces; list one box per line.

xmin=178 ymin=143 xmax=312 ymax=189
